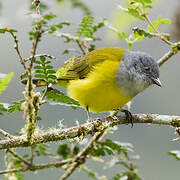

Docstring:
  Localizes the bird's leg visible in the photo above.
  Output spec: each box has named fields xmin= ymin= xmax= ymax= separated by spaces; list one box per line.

xmin=110 ymin=109 xmax=134 ymax=128
xmin=86 ymin=106 xmax=91 ymax=121
xmin=121 ymin=109 xmax=134 ymax=128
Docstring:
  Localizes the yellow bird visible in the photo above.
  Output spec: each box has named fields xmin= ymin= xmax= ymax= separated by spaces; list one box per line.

xmin=22 ymin=47 xmax=161 ymax=120
xmin=55 ymin=47 xmax=161 ymax=115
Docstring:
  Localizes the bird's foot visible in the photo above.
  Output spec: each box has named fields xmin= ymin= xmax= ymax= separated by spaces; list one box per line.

xmin=121 ymin=109 xmax=134 ymax=128
xmin=86 ymin=106 xmax=92 ymax=122
xmin=110 ymin=109 xmax=134 ymax=128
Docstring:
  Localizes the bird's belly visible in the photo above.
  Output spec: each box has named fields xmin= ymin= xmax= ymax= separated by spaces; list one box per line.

xmin=67 ymin=61 xmax=132 ymax=113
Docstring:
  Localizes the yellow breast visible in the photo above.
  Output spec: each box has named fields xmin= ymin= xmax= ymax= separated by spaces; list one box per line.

xmin=67 ymin=60 xmax=132 ymax=113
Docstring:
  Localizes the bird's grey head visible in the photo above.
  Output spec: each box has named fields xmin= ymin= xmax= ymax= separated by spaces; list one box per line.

xmin=116 ymin=51 xmax=161 ymax=97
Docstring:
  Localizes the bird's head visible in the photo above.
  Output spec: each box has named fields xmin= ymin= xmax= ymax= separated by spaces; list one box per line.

xmin=117 ymin=51 xmax=161 ymax=97
xmin=128 ymin=51 xmax=161 ymax=87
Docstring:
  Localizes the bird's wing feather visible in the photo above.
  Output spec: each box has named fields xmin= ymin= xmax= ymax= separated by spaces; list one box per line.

xmin=56 ymin=48 xmax=125 ymax=80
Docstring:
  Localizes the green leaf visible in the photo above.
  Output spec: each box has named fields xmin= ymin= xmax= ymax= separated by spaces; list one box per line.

xmin=35 ymin=74 xmax=46 ymax=78
xmin=127 ymin=8 xmax=145 ymax=20
xmin=36 ymin=116 xmax=42 ymax=121
xmin=0 ymin=29 xmax=6 ymax=33
xmin=46 ymin=89 xmax=80 ymax=106
xmin=35 ymin=144 xmax=50 ymax=156
xmin=34 ymin=60 xmax=41 ymax=64
xmin=47 ymin=70 xmax=56 ymax=74
xmin=0 ymin=28 xmax=17 ymax=34
xmin=0 ymin=72 xmax=14 ymax=94
xmin=50 ymin=25 xmax=56 ymax=33
xmin=40 ymin=56 xmax=46 ymax=62
xmin=90 ymin=139 xmax=133 ymax=157
xmin=121 ymin=32 xmax=127 ymax=39
xmin=63 ymin=49 xmax=70 ymax=54
xmin=43 ymin=12 xmax=56 ymax=20
xmin=20 ymin=73 xmax=28 ymax=80
xmin=8 ymin=100 xmax=24 ymax=113
xmin=15 ymin=172 xmax=24 ymax=180
xmin=69 ymin=0 xmax=92 ymax=15
xmin=0 ymin=104 xmax=7 ymax=115
xmin=76 ymin=16 xmax=104 ymax=41
xmin=147 ymin=16 xmax=171 ymax=32
xmin=35 ymin=69 xmax=45 ymax=74
xmin=45 ymin=61 xmax=51 ymax=64
xmin=111 ymin=171 xmax=141 ymax=180
xmin=56 ymin=22 xmax=70 ymax=29
xmin=45 ymin=65 xmax=53 ymax=69
xmin=57 ymin=144 xmax=71 ymax=159
xmin=168 ymin=151 xmax=180 ymax=160
xmin=34 ymin=56 xmax=57 ymax=84
xmin=47 ymin=75 xmax=57 ymax=79
xmin=133 ymin=0 xmax=152 ymax=3
xmin=23 ymin=154 xmax=29 ymax=158
xmin=161 ymin=19 xmax=172 ymax=24
xmin=34 ymin=65 xmax=43 ymax=69
xmin=9 ymin=29 xmax=18 ymax=33
xmin=82 ymin=166 xmax=106 ymax=180
xmin=144 ymin=0 xmax=152 ymax=3
xmin=73 ymin=145 xmax=80 ymax=156
xmin=77 ymin=16 xmax=94 ymax=38
xmin=49 ymin=22 xmax=70 ymax=33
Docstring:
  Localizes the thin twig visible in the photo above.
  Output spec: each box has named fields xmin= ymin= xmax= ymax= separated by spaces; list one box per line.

xmin=0 ymin=129 xmax=31 ymax=167
xmin=132 ymin=27 xmax=180 ymax=67
xmin=59 ymin=129 xmax=110 ymax=180
xmin=143 ymin=13 xmax=174 ymax=46
xmin=8 ymin=149 xmax=32 ymax=167
xmin=97 ymin=128 xmax=110 ymax=142
xmin=33 ymin=0 xmax=41 ymax=15
xmin=8 ymin=31 xmax=27 ymax=70
xmin=41 ymin=85 xmax=49 ymax=101
xmin=30 ymin=146 xmax=35 ymax=165
xmin=29 ymin=29 xmax=42 ymax=70
xmin=76 ymin=40 xmax=86 ymax=55
xmin=158 ymin=50 xmax=176 ymax=67
xmin=0 ymin=129 xmax=14 ymax=139
xmin=59 ymin=131 xmax=102 ymax=180
xmin=5 ymin=150 xmax=9 ymax=168
xmin=0 ymin=159 xmax=73 ymax=175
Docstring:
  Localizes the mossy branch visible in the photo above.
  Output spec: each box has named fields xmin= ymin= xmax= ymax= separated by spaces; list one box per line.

xmin=0 ymin=113 xmax=179 ymax=150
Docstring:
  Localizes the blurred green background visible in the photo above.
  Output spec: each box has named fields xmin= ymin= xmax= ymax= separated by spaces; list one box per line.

xmin=0 ymin=0 xmax=180 ymax=179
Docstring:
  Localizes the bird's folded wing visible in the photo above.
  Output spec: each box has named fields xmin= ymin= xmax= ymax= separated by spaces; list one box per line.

xmin=56 ymin=48 xmax=124 ymax=81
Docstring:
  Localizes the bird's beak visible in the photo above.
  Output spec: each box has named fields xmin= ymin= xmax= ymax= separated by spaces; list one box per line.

xmin=151 ymin=77 xmax=162 ymax=87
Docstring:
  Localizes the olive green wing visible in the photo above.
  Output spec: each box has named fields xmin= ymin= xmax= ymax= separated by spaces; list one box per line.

xmin=56 ymin=48 xmax=125 ymax=81
xmin=56 ymin=56 xmax=90 ymax=81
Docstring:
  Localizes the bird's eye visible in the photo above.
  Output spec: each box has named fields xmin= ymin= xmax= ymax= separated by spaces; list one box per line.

xmin=144 ymin=67 xmax=150 ymax=71
xmin=134 ymin=63 xmax=138 ymax=69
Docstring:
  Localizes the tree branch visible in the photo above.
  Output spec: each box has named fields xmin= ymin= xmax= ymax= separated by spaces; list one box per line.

xmin=7 ymin=149 xmax=32 ymax=167
xmin=157 ymin=49 xmax=177 ymax=67
xmin=0 ymin=159 xmax=73 ymax=175
xmin=0 ymin=114 xmax=179 ymax=150
xmin=142 ymin=13 xmax=174 ymax=46
xmin=0 ymin=129 xmax=14 ymax=139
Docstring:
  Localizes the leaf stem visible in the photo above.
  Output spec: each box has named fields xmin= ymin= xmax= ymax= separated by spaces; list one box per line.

xmin=143 ymin=13 xmax=174 ymax=46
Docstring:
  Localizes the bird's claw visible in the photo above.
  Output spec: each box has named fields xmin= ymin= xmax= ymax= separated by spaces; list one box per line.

xmin=121 ymin=109 xmax=134 ymax=128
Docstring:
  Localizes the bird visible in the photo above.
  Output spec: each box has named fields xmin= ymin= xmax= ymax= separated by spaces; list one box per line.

xmin=23 ymin=47 xmax=161 ymax=122
xmin=55 ymin=47 xmax=161 ymax=117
